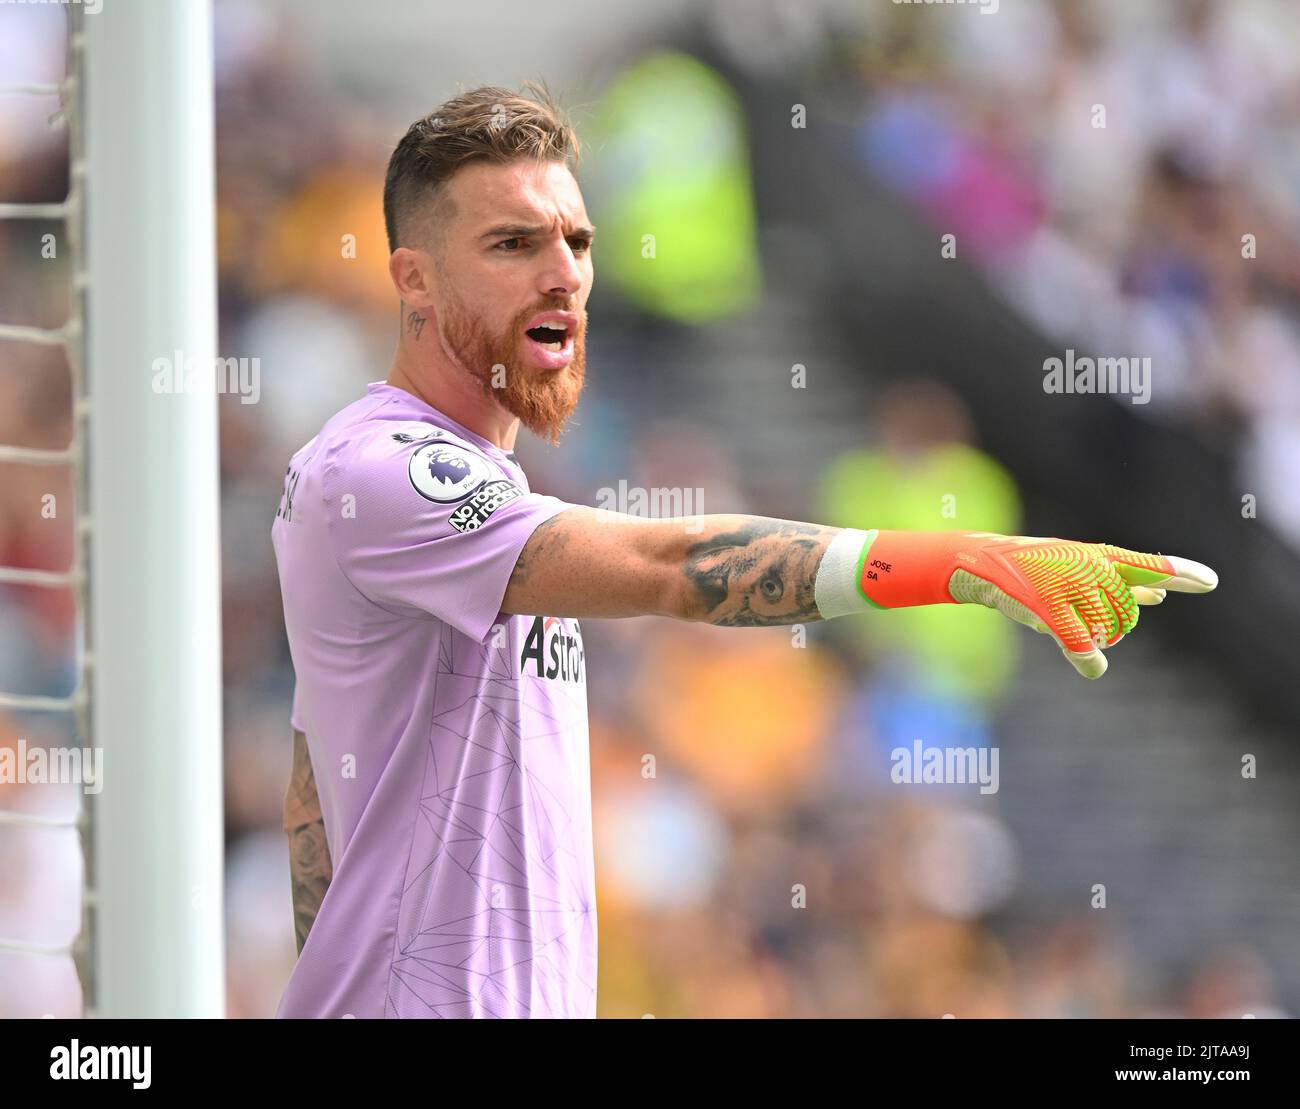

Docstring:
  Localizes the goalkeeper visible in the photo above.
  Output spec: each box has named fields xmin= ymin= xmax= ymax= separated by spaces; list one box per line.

xmin=273 ymin=84 xmax=1217 ymax=1020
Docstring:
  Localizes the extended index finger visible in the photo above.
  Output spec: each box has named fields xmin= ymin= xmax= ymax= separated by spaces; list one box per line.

xmin=1101 ymin=546 xmax=1219 ymax=594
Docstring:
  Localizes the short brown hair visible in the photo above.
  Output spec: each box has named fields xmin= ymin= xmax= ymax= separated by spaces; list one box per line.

xmin=383 ymin=83 xmax=580 ymax=253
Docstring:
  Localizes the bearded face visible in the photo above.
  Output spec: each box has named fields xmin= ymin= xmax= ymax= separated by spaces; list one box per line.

xmin=438 ymin=285 xmax=586 ymax=446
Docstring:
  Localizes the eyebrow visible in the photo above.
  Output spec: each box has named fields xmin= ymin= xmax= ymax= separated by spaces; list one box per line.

xmin=479 ymin=223 xmax=596 ymax=241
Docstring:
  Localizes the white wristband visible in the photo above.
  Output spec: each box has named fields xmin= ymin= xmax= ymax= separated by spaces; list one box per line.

xmin=814 ymin=528 xmax=877 ymax=619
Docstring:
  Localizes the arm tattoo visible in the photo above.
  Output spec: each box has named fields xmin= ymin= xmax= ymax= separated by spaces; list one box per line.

xmin=509 ymin=512 xmax=568 ymax=591
xmin=285 ymin=729 xmax=333 ymax=955
xmin=406 ymin=310 xmax=427 ymax=340
xmin=290 ymin=821 xmax=332 ymax=956
xmin=683 ymin=519 xmax=836 ymax=626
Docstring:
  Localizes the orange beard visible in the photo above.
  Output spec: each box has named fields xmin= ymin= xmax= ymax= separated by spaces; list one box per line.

xmin=440 ymin=293 xmax=586 ymax=446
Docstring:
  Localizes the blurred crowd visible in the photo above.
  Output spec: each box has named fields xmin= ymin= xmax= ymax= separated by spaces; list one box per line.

xmin=854 ymin=0 xmax=1300 ymax=547
xmin=0 ymin=0 xmax=1293 ymax=1018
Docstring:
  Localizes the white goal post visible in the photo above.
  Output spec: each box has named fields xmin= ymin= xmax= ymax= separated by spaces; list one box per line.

xmin=82 ymin=0 xmax=225 ymax=1018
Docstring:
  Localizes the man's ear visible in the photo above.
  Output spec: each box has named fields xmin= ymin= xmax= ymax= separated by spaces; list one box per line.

xmin=389 ymin=246 xmax=437 ymax=309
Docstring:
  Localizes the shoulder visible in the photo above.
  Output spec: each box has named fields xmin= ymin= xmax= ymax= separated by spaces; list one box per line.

xmin=322 ymin=419 xmax=509 ymax=503
xmin=315 ymin=418 xmax=540 ymax=546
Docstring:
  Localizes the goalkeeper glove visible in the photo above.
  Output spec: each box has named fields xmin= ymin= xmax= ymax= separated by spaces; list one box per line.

xmin=814 ymin=529 xmax=1218 ymax=679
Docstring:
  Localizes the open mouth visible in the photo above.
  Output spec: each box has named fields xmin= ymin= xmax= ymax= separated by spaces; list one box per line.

xmin=525 ymin=323 xmax=569 ymax=352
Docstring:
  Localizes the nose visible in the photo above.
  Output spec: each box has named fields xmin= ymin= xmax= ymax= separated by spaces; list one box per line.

xmin=540 ymin=239 xmax=585 ymax=299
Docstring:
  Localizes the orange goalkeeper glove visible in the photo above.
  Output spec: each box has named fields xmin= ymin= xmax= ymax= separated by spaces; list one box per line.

xmin=813 ymin=529 xmax=1218 ymax=679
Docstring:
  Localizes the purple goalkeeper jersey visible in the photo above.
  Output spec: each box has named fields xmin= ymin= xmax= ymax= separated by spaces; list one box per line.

xmin=271 ymin=382 xmax=596 ymax=1018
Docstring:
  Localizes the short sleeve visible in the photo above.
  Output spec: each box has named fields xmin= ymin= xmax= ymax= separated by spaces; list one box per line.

xmin=290 ymin=682 xmax=304 ymax=733
xmin=323 ymin=427 xmax=573 ymax=642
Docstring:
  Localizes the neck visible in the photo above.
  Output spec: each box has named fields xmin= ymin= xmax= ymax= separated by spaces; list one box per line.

xmin=387 ymin=333 xmax=520 ymax=452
